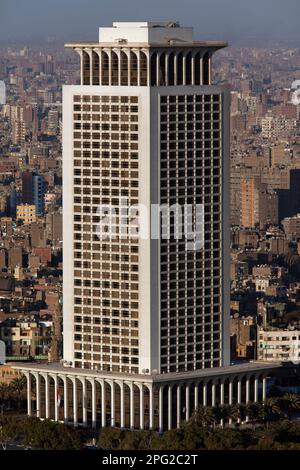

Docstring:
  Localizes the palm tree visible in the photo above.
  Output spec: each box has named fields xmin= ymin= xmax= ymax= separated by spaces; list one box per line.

xmin=245 ymin=402 xmax=263 ymax=424
xmin=191 ymin=405 xmax=206 ymax=427
xmin=218 ymin=405 xmax=233 ymax=428
xmin=10 ymin=376 xmax=27 ymax=409
xmin=212 ymin=406 xmax=223 ymax=430
xmin=229 ymin=403 xmax=248 ymax=424
xmin=261 ymin=398 xmax=281 ymax=429
xmin=280 ymin=393 xmax=300 ymax=419
xmin=202 ymin=407 xmax=215 ymax=428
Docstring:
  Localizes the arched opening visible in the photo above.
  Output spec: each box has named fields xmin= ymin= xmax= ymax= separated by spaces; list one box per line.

xmin=203 ymin=51 xmax=210 ymax=85
xmin=101 ymin=51 xmax=109 ymax=85
xmin=30 ymin=374 xmax=37 ymax=417
xmin=95 ymin=380 xmax=102 ymax=426
xmin=114 ymin=382 xmax=121 ymax=428
xmin=159 ymin=52 xmax=166 ymax=86
xmin=48 ymin=375 xmax=55 ymax=419
xmin=86 ymin=380 xmax=93 ymax=425
xmin=76 ymin=379 xmax=84 ymax=424
xmin=140 ymin=51 xmax=148 ymax=86
xmin=168 ymin=52 xmax=175 ymax=85
xmin=111 ymin=51 xmax=119 ymax=85
xmin=92 ymin=51 xmax=100 ymax=85
xmin=83 ymin=51 xmax=90 ymax=85
xmin=150 ymin=52 xmax=157 ymax=86
xmin=130 ymin=51 xmax=138 ymax=85
xmin=194 ymin=52 xmax=201 ymax=85
xmin=177 ymin=52 xmax=183 ymax=85
xmin=56 ymin=376 xmax=65 ymax=422
xmin=120 ymin=51 xmax=128 ymax=85
xmin=39 ymin=375 xmax=46 ymax=418
xmin=185 ymin=52 xmax=192 ymax=85
xmin=123 ymin=383 xmax=131 ymax=428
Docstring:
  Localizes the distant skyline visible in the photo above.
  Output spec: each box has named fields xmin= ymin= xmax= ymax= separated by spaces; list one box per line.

xmin=1 ymin=0 xmax=300 ymax=46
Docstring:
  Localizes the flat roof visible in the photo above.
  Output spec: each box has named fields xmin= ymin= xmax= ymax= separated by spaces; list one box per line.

xmin=65 ymin=41 xmax=228 ymax=49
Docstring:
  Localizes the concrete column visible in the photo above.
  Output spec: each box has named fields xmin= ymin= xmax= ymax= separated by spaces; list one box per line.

xmin=53 ymin=375 xmax=59 ymax=422
xmin=176 ymin=384 xmax=181 ymax=428
xmin=120 ymin=382 xmax=125 ymax=429
xmin=156 ymin=52 xmax=160 ymax=86
xmin=165 ymin=53 xmax=169 ymax=86
xmin=159 ymin=386 xmax=163 ymax=433
xmin=108 ymin=49 xmax=112 ymax=86
xmin=63 ymin=376 xmax=68 ymax=424
xmin=185 ymin=384 xmax=190 ymax=422
xmin=183 ymin=54 xmax=186 ymax=85
xmin=200 ymin=52 xmax=204 ymax=85
xmin=146 ymin=51 xmax=150 ymax=86
xmin=254 ymin=377 xmax=258 ymax=402
xmin=211 ymin=382 xmax=216 ymax=408
xmin=149 ymin=385 xmax=153 ymax=430
xmin=91 ymin=379 xmax=96 ymax=429
xmin=174 ymin=53 xmax=178 ymax=85
xmin=80 ymin=378 xmax=87 ymax=426
xmin=168 ymin=385 xmax=172 ymax=430
xmin=110 ymin=382 xmax=115 ymax=427
xmin=191 ymin=54 xmax=195 ymax=85
xmin=129 ymin=383 xmax=134 ymax=430
xmin=220 ymin=380 xmax=225 ymax=406
xmin=203 ymin=382 xmax=207 ymax=407
xmin=26 ymin=372 xmax=31 ymax=417
xmin=89 ymin=49 xmax=93 ymax=86
xmin=35 ymin=373 xmax=40 ymax=418
xmin=194 ymin=383 xmax=199 ymax=410
xmin=263 ymin=377 xmax=267 ymax=401
xmin=237 ymin=378 xmax=242 ymax=404
xmin=127 ymin=50 xmax=131 ymax=85
xmin=246 ymin=377 xmax=250 ymax=404
xmin=229 ymin=379 xmax=233 ymax=405
xmin=137 ymin=50 xmax=141 ymax=86
xmin=208 ymin=52 xmax=212 ymax=85
xmin=44 ymin=374 xmax=50 ymax=419
xmin=117 ymin=50 xmax=121 ymax=86
xmin=101 ymin=380 xmax=106 ymax=428
xmin=96 ymin=48 xmax=102 ymax=86
xmin=228 ymin=379 xmax=233 ymax=426
xmin=139 ymin=384 xmax=144 ymax=430
xmin=72 ymin=378 xmax=78 ymax=426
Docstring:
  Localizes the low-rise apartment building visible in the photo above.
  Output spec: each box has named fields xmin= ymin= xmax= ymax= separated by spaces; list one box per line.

xmin=258 ymin=327 xmax=300 ymax=363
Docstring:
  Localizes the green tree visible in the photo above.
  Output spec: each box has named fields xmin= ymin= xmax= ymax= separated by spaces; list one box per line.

xmin=0 ymin=417 xmax=19 ymax=450
xmin=280 ymin=393 xmax=300 ymax=419
xmin=10 ymin=376 xmax=27 ymax=410
xmin=21 ymin=418 xmax=82 ymax=450
xmin=98 ymin=427 xmax=123 ymax=450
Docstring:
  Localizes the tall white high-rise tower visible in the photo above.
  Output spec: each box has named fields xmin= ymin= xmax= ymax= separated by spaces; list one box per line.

xmin=16 ymin=23 xmax=280 ymax=432
xmin=63 ymin=21 xmax=230 ymax=374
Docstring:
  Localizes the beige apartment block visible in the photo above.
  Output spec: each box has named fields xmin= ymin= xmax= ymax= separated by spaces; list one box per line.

xmin=16 ymin=204 xmax=36 ymax=225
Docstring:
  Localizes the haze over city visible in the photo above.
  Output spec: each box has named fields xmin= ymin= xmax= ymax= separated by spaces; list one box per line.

xmin=1 ymin=0 xmax=300 ymax=45
xmin=1 ymin=2 xmax=300 ymax=456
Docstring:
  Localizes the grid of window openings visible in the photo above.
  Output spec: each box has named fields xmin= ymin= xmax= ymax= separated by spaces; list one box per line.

xmin=72 ymin=94 xmax=140 ymax=373
xmin=160 ymin=94 xmax=223 ymax=373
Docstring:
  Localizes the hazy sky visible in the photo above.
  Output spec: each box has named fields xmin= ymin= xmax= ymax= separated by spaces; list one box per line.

xmin=1 ymin=0 xmax=300 ymax=45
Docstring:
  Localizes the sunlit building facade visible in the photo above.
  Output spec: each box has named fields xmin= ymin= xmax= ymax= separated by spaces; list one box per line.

xmin=16 ymin=22 xmax=280 ymax=431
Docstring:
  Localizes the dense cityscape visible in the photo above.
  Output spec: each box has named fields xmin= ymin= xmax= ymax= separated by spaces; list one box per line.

xmin=1 ymin=20 xmax=300 ymax=453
